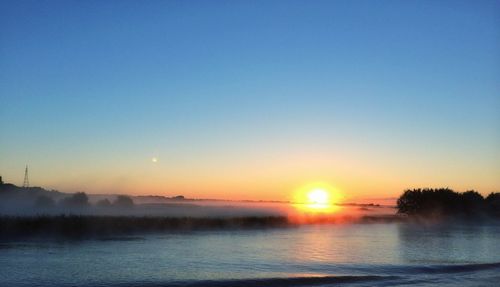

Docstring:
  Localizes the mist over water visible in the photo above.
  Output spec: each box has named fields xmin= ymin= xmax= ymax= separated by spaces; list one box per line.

xmin=0 ymin=187 xmax=285 ymax=217
xmin=0 ymin=185 xmax=395 ymax=218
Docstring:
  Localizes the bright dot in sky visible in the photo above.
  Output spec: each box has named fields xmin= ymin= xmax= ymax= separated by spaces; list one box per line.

xmin=151 ymin=157 xmax=158 ymax=163
xmin=307 ymin=188 xmax=329 ymax=205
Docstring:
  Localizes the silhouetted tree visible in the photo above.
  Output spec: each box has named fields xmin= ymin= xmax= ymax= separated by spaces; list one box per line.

xmin=61 ymin=192 xmax=89 ymax=208
xmin=113 ymin=195 xmax=134 ymax=208
xmin=460 ymin=190 xmax=484 ymax=215
xmin=397 ymin=189 xmax=423 ymax=215
xmin=486 ymin=192 xmax=500 ymax=217
xmin=34 ymin=195 xmax=55 ymax=208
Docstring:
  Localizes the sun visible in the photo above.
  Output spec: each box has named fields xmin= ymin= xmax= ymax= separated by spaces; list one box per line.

xmin=307 ymin=188 xmax=329 ymax=205
xmin=293 ymin=183 xmax=342 ymax=213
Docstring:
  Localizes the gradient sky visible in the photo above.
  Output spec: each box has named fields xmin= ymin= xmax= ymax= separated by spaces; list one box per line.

xmin=1 ymin=0 xmax=499 ymax=201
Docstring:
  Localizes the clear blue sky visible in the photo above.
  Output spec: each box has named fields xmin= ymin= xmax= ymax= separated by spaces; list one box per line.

xmin=1 ymin=0 xmax=499 ymax=200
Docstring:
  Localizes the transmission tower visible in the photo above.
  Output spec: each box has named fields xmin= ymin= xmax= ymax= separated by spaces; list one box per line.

xmin=22 ymin=165 xmax=29 ymax=188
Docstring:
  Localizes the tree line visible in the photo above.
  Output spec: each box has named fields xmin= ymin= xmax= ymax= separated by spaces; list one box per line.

xmin=397 ymin=188 xmax=500 ymax=218
xmin=35 ymin=193 xmax=134 ymax=209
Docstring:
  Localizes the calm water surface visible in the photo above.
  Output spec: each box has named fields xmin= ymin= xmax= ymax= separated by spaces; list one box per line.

xmin=1 ymin=222 xmax=500 ymax=286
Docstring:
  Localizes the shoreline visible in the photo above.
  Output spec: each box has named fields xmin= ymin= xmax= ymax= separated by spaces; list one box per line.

xmin=0 ymin=214 xmax=402 ymax=239
xmin=1 ymin=214 xmax=498 ymax=240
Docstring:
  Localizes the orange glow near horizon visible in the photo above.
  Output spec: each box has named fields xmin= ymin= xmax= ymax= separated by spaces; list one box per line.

xmin=293 ymin=182 xmax=343 ymax=213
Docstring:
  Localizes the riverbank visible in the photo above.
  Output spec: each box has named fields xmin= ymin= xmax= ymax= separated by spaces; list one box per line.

xmin=0 ymin=214 xmax=408 ymax=239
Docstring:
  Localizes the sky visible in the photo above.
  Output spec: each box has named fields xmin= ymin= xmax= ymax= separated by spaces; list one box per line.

xmin=1 ymin=0 xmax=499 ymax=202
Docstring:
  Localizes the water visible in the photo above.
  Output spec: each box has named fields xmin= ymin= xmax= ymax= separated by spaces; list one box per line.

xmin=1 ymin=222 xmax=500 ymax=286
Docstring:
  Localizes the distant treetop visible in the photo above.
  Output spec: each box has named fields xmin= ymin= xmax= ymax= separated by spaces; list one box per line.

xmin=113 ymin=195 xmax=134 ymax=208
